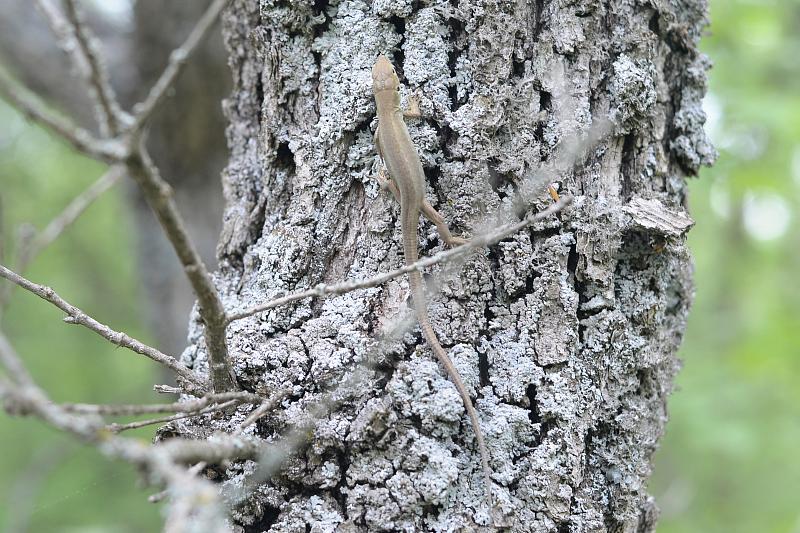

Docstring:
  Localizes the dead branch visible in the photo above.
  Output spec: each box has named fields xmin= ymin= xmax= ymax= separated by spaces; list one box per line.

xmin=0 ymin=332 xmax=240 ymax=532
xmin=0 ymin=72 xmax=123 ymax=161
xmin=130 ymin=0 xmax=232 ymax=132
xmin=63 ymin=391 xmax=261 ymax=416
xmin=61 ymin=0 xmax=126 ymax=134
xmin=125 ymin=146 xmax=235 ymax=392
xmin=107 ymin=400 xmax=240 ymax=433
xmin=0 ymin=264 xmax=207 ymax=392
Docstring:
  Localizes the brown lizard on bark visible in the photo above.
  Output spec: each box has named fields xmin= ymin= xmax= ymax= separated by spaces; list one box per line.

xmin=371 ymin=55 xmax=495 ymax=515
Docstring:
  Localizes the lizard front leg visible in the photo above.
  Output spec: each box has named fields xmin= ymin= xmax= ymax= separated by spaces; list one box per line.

xmin=373 ymin=127 xmax=404 ymax=199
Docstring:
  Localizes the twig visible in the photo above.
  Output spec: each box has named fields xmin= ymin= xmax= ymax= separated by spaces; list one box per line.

xmin=0 ymin=264 xmax=207 ymax=392
xmin=227 ymin=196 xmax=573 ymax=323
xmin=126 ymin=146 xmax=235 ymax=392
xmin=37 ymin=167 xmax=123 ymax=247
xmin=61 ymin=0 xmax=125 ymax=134
xmin=33 ymin=0 xmax=91 ymax=75
xmin=0 ymin=332 xmax=36 ymax=387
xmin=154 ymin=384 xmax=183 ymax=395
xmin=149 ymin=461 xmax=207 ymax=503
xmin=130 ymin=0 xmax=231 ymax=132
xmin=232 ymin=389 xmax=290 ymax=435
xmin=0 ymin=333 xmax=233 ymax=531
xmin=107 ymin=400 xmax=239 ymax=433
xmin=0 ymin=72 xmax=123 ymax=161
xmin=63 ymin=391 xmax=261 ymax=416
xmin=19 ymin=167 xmax=124 ymax=275
xmin=2 ymin=2 xmax=237 ymax=392
xmin=152 ymin=434 xmax=262 ymax=466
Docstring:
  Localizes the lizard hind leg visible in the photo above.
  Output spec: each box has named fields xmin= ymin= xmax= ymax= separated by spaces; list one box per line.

xmin=421 ymin=201 xmax=468 ymax=247
xmin=375 ymin=165 xmax=466 ymax=246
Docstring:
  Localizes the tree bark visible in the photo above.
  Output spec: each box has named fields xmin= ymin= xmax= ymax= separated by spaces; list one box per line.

xmin=172 ymin=0 xmax=714 ymax=531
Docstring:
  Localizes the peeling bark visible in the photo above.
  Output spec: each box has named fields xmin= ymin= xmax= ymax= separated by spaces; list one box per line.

xmin=170 ymin=0 xmax=714 ymax=531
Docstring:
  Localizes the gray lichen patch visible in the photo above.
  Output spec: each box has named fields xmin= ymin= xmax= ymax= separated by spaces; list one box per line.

xmin=609 ymin=54 xmax=658 ymax=132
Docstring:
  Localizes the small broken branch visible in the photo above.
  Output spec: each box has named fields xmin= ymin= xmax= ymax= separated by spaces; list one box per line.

xmin=232 ymin=388 xmax=291 ymax=435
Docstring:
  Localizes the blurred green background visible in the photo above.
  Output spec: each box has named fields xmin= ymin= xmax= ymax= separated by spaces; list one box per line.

xmin=650 ymin=1 xmax=800 ymax=532
xmin=0 ymin=0 xmax=798 ymax=531
xmin=0 ymin=104 xmax=166 ymax=530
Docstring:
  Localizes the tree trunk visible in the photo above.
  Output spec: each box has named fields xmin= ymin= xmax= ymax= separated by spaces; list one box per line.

xmin=174 ymin=0 xmax=714 ymax=531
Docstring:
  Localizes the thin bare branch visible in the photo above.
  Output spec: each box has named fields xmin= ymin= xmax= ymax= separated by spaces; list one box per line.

xmin=0 ymin=72 xmax=123 ymax=161
xmin=130 ymin=0 xmax=231 ymax=132
xmin=154 ymin=384 xmax=184 ymax=395
xmin=8 ymin=0 xmax=237 ymax=393
xmin=0 ymin=332 xmax=232 ymax=531
xmin=107 ymin=400 xmax=239 ymax=433
xmin=156 ymin=434 xmax=263 ymax=466
xmin=37 ymin=167 xmax=123 ymax=245
xmin=0 ymin=264 xmax=207 ymax=392
xmin=149 ymin=462 xmax=207 ymax=503
xmin=18 ymin=167 xmax=124 ymax=275
xmin=232 ymin=388 xmax=291 ymax=435
xmin=34 ymin=0 xmax=126 ymax=134
xmin=0 ymin=332 xmax=36 ymax=388
xmin=126 ymin=146 xmax=235 ymax=392
xmin=227 ymin=195 xmax=573 ymax=324
xmin=61 ymin=0 xmax=125 ymax=134
xmin=63 ymin=391 xmax=261 ymax=416
xmin=34 ymin=0 xmax=90 ymax=73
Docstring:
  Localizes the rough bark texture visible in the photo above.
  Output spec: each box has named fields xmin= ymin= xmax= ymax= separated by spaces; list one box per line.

xmin=172 ymin=0 xmax=714 ymax=531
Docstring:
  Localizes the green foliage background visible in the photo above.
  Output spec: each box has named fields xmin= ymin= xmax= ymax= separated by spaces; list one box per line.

xmin=649 ymin=1 xmax=800 ymax=532
xmin=0 ymin=108 xmax=165 ymax=530
xmin=0 ymin=1 xmax=797 ymax=531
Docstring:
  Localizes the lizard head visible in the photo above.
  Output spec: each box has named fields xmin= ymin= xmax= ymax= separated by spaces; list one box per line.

xmin=372 ymin=55 xmax=400 ymax=95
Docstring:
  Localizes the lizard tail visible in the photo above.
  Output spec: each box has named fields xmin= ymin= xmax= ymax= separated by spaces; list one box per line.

xmin=407 ymin=267 xmax=495 ymax=511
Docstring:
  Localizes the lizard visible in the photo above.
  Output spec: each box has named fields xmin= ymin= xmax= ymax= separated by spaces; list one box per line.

xmin=371 ymin=55 xmax=495 ymax=515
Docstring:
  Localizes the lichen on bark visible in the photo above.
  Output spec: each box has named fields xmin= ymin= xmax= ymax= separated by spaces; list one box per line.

xmin=167 ymin=0 xmax=715 ymax=531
